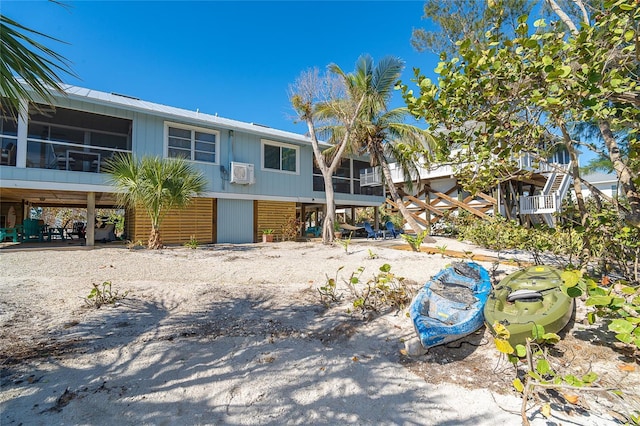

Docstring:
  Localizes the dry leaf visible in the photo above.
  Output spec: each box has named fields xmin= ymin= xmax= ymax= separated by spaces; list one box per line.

xmin=618 ymin=363 xmax=636 ymax=372
xmin=352 ymin=356 xmax=359 ymax=362
xmin=399 ymin=349 xmax=408 ymax=356
xmin=562 ymin=394 xmax=579 ymax=404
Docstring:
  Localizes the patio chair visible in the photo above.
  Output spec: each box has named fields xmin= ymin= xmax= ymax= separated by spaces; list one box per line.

xmin=364 ymin=222 xmax=383 ymax=240
xmin=385 ymin=221 xmax=400 ymax=238
xmin=0 ymin=226 xmax=20 ymax=242
xmin=21 ymin=219 xmax=46 ymax=242
xmin=68 ymin=221 xmax=86 ymax=239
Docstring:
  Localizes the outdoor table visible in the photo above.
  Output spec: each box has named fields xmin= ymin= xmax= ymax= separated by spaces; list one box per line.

xmin=47 ymin=227 xmax=66 ymax=241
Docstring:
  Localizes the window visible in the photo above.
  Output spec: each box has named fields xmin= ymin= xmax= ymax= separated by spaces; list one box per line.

xmin=23 ymin=103 xmax=132 ymax=172
xmin=313 ymin=158 xmax=383 ymax=196
xmin=167 ymin=124 xmax=218 ymax=163
xmin=262 ymin=140 xmax=298 ymax=173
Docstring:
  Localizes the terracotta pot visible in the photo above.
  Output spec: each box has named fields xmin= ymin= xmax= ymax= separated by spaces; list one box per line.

xmin=262 ymin=234 xmax=274 ymax=243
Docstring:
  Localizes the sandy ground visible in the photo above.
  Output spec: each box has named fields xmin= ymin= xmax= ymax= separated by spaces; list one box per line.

xmin=0 ymin=237 xmax=637 ymax=425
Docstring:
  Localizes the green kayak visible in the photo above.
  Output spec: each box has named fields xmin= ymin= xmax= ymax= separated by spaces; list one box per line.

xmin=484 ymin=265 xmax=574 ymax=345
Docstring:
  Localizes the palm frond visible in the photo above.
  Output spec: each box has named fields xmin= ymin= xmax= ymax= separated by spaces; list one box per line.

xmin=0 ymin=14 xmax=75 ymax=116
xmin=371 ymin=56 xmax=404 ymax=97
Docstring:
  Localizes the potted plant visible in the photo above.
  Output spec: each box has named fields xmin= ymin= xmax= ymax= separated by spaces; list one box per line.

xmin=334 ymin=221 xmax=343 ymax=239
xmin=262 ymin=229 xmax=274 ymax=243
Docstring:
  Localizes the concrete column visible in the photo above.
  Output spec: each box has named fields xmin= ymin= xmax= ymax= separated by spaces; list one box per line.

xmin=86 ymin=192 xmax=95 ymax=246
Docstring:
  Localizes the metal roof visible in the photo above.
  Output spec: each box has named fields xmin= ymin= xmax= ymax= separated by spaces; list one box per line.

xmin=581 ymin=172 xmax=617 ymax=184
xmin=58 ymin=84 xmax=319 ymax=146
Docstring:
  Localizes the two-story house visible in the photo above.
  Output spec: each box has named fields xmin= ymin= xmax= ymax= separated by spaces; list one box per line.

xmin=366 ymin=149 xmax=573 ymax=231
xmin=0 ymin=84 xmax=384 ymax=245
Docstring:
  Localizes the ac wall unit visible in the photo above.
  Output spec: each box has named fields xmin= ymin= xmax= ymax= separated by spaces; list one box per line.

xmin=230 ymin=161 xmax=255 ymax=184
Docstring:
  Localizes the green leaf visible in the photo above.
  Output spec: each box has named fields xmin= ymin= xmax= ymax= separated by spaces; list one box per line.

xmin=533 ymin=19 xmax=546 ymax=28
xmin=379 ymin=263 xmax=391 ymax=273
xmin=588 ymin=72 xmax=601 ymax=83
xmin=566 ymin=286 xmax=583 ymax=298
xmin=624 ymin=30 xmax=635 ymax=42
xmin=528 ymin=370 xmax=542 ymax=381
xmin=532 ymin=324 xmax=545 ymax=340
xmin=536 ymin=359 xmax=551 ymax=375
xmin=515 ymin=344 xmax=527 ymax=358
xmin=560 ymin=270 xmax=580 ymax=287
xmin=611 ymin=297 xmax=626 ymax=308
xmin=582 ymin=372 xmax=598 ymax=384
xmin=559 ymin=66 xmax=571 ymax=77
xmin=541 ymin=333 xmax=560 ymax=344
xmin=615 ymin=333 xmax=632 ymax=344
xmin=564 ymin=374 xmax=583 ymax=387
xmin=586 ymin=295 xmax=612 ymax=306
xmin=609 ymin=319 xmax=635 ymax=334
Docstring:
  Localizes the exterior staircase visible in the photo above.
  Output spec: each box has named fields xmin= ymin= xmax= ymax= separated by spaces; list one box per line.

xmin=519 ymin=161 xmax=572 ymax=227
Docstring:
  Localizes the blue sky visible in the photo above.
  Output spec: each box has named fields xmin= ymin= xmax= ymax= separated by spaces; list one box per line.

xmin=3 ymin=0 xmax=439 ymax=134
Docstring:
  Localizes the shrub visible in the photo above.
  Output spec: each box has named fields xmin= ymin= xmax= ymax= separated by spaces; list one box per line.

xmin=183 ymin=235 xmax=199 ymax=249
xmin=84 ymin=281 xmax=129 ymax=308
xmin=281 ymin=217 xmax=300 ymax=241
xmin=345 ymin=264 xmax=415 ymax=318
xmin=401 ymin=230 xmax=429 ymax=252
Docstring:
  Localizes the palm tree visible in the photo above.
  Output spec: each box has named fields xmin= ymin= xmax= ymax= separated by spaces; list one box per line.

xmin=104 ymin=154 xmax=207 ymax=249
xmin=327 ymin=55 xmax=437 ymax=241
xmin=290 ymin=67 xmax=368 ymax=243
xmin=0 ymin=10 xmax=74 ymax=116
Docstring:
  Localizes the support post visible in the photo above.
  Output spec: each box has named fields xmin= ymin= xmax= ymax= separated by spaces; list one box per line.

xmin=86 ymin=192 xmax=95 ymax=247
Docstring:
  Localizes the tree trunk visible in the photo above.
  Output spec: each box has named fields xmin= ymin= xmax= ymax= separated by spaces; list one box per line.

xmin=148 ymin=226 xmax=163 ymax=249
xmin=559 ymin=122 xmax=588 ymax=223
xmin=379 ymin=158 xmax=435 ymax=243
xmin=599 ymin=119 xmax=640 ymax=227
xmin=560 ymin=121 xmax=591 ymax=263
xmin=322 ymin=184 xmax=336 ymax=244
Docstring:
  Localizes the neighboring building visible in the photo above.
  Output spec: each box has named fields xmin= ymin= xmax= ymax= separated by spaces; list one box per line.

xmin=577 ymin=172 xmax=619 ymax=199
xmin=373 ymin=149 xmax=574 ymax=230
xmin=0 ymin=84 xmax=384 ymax=245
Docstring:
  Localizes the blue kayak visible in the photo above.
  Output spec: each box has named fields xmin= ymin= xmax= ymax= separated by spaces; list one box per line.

xmin=410 ymin=262 xmax=492 ymax=349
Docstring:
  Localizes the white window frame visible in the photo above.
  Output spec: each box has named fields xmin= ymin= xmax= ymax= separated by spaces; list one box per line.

xmin=165 ymin=122 xmax=219 ymax=165
xmin=261 ymin=139 xmax=299 ymax=174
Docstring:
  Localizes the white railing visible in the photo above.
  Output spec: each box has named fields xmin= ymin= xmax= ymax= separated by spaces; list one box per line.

xmin=556 ymin=170 xmax=573 ymax=201
xmin=517 ymin=152 xmax=571 ymax=174
xmin=360 ymin=167 xmax=383 ymax=187
xmin=24 ymin=138 xmax=130 ymax=173
xmin=389 ymin=162 xmax=456 ymax=183
xmin=387 ymin=151 xmax=570 ymax=184
xmin=520 ymin=194 xmax=558 ymax=214
xmin=520 ymin=160 xmax=572 ymax=217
